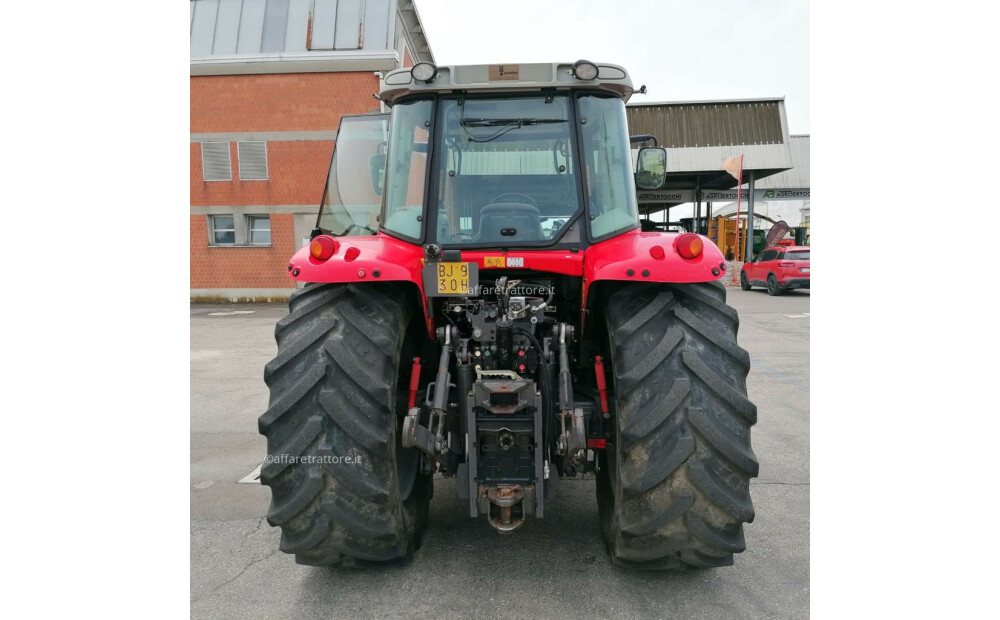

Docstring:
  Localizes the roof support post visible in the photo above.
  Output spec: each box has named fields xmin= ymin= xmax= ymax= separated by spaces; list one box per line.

xmin=695 ymin=176 xmax=702 ymax=234
xmin=745 ymin=171 xmax=756 ymax=262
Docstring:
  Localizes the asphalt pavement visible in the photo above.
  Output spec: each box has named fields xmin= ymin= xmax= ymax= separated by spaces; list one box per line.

xmin=191 ymin=287 xmax=810 ymax=619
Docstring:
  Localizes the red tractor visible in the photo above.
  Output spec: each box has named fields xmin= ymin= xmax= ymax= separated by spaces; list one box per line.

xmin=259 ymin=61 xmax=758 ymax=570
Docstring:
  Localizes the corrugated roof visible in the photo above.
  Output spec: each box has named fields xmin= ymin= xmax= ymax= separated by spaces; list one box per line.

xmin=626 ymin=98 xmax=793 ymax=183
xmin=627 ymin=100 xmax=785 ymax=149
xmin=629 ymin=96 xmax=786 ymax=106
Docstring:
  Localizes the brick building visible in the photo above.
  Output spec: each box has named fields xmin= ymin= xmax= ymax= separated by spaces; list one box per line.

xmin=190 ymin=0 xmax=433 ymax=300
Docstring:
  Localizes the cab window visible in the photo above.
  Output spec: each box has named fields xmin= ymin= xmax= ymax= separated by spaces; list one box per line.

xmin=382 ymin=99 xmax=432 ymax=240
xmin=578 ymin=95 xmax=640 ymax=239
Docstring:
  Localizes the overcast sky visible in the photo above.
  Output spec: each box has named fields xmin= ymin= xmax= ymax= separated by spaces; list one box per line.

xmin=417 ymin=0 xmax=810 ymax=134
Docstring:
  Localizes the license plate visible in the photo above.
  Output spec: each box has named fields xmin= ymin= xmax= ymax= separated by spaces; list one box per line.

xmin=801 ymin=267 xmax=810 ymax=273
xmin=437 ymin=262 xmax=471 ymax=295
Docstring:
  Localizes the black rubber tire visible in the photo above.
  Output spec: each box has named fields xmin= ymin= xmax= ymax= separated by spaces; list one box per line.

xmin=258 ymin=282 xmax=431 ymax=566
xmin=766 ymin=274 xmax=783 ymax=296
xmin=597 ymin=281 xmax=758 ymax=570
xmin=739 ymin=271 xmax=752 ymax=291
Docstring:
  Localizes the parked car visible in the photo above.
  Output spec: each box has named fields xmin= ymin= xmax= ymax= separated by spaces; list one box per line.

xmin=740 ymin=245 xmax=810 ymax=295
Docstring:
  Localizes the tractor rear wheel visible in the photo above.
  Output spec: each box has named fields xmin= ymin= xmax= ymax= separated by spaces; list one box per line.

xmin=258 ymin=282 xmax=431 ymax=566
xmin=597 ymin=281 xmax=758 ymax=570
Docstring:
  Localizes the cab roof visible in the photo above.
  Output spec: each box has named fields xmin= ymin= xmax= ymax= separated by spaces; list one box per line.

xmin=379 ymin=61 xmax=635 ymax=105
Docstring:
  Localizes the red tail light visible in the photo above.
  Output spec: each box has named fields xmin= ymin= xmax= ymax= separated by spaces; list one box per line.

xmin=675 ymin=233 xmax=703 ymax=259
xmin=779 ymin=261 xmax=794 ymax=267
xmin=309 ymin=235 xmax=339 ymax=261
xmin=344 ymin=247 xmax=361 ymax=262
xmin=649 ymin=245 xmax=665 ymax=260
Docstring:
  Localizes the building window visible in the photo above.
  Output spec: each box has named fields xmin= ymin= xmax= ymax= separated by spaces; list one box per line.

xmin=201 ymin=142 xmax=232 ymax=181
xmin=207 ymin=214 xmax=272 ymax=247
xmin=248 ymin=215 xmax=271 ymax=245
xmin=238 ymin=142 xmax=269 ymax=180
xmin=210 ymin=215 xmax=236 ymax=245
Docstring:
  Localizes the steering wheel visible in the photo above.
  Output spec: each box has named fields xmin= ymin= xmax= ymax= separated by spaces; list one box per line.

xmin=487 ymin=193 xmax=538 ymax=208
xmin=451 ymin=232 xmax=473 ymax=242
xmin=339 ymin=223 xmax=378 ymax=236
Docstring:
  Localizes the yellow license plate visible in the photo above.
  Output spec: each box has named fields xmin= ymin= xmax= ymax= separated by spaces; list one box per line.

xmin=437 ymin=262 xmax=471 ymax=295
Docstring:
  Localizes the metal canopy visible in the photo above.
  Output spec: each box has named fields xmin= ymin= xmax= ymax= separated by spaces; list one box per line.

xmin=627 ymin=97 xmax=794 ymax=210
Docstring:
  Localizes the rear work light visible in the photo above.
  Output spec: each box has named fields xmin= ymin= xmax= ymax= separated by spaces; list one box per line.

xmin=411 ymin=62 xmax=437 ymax=83
xmin=572 ymin=60 xmax=599 ymax=80
xmin=675 ymin=233 xmax=703 ymax=259
xmin=309 ymin=235 xmax=338 ymax=261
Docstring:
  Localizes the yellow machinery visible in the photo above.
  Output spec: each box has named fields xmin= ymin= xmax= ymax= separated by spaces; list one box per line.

xmin=707 ymin=216 xmax=748 ymax=261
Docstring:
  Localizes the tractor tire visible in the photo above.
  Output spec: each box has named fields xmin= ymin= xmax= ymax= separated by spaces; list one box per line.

xmin=258 ymin=282 xmax=431 ymax=566
xmin=597 ymin=281 xmax=758 ymax=570
xmin=739 ymin=271 xmax=752 ymax=291
xmin=766 ymin=274 xmax=783 ymax=296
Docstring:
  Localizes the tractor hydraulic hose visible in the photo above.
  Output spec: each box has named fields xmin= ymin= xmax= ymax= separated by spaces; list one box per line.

xmin=527 ymin=284 xmax=554 ymax=313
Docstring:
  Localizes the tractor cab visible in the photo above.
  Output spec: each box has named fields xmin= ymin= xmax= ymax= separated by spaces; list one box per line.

xmin=315 ymin=61 xmax=666 ymax=250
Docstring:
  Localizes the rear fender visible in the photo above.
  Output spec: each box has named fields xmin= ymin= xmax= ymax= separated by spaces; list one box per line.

xmin=582 ymin=229 xmax=727 ymax=325
xmin=286 ymin=232 xmax=433 ymax=337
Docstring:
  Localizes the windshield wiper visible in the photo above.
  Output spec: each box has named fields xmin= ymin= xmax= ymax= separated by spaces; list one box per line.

xmin=461 ymin=118 xmax=567 ymax=127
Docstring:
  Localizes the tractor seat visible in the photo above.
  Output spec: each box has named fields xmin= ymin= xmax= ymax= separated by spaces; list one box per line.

xmin=474 ymin=203 xmax=543 ymax=243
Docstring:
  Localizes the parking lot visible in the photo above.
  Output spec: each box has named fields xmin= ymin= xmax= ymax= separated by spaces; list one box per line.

xmin=191 ymin=287 xmax=809 ymax=619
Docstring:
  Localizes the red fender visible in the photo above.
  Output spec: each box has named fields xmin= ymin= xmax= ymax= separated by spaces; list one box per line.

xmin=581 ymin=229 xmax=727 ymax=325
xmin=286 ymin=232 xmax=433 ymax=336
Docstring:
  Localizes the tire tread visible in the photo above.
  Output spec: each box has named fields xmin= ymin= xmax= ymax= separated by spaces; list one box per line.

xmin=599 ymin=282 xmax=758 ymax=570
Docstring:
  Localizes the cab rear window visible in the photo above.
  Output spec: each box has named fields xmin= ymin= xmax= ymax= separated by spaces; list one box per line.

xmin=786 ymin=251 xmax=810 ymax=260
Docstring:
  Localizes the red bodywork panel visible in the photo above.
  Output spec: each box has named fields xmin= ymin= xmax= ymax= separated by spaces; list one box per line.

xmin=287 ymin=229 xmax=724 ymax=337
xmin=581 ymin=230 xmax=725 ymax=304
xmin=286 ymin=232 xmax=432 ymax=334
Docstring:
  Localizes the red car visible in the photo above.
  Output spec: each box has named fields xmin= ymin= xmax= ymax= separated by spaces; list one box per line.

xmin=740 ymin=245 xmax=810 ymax=295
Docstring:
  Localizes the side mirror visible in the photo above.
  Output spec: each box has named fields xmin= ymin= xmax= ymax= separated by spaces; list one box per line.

xmin=369 ymin=153 xmax=386 ymax=196
xmin=635 ymin=147 xmax=667 ymax=190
